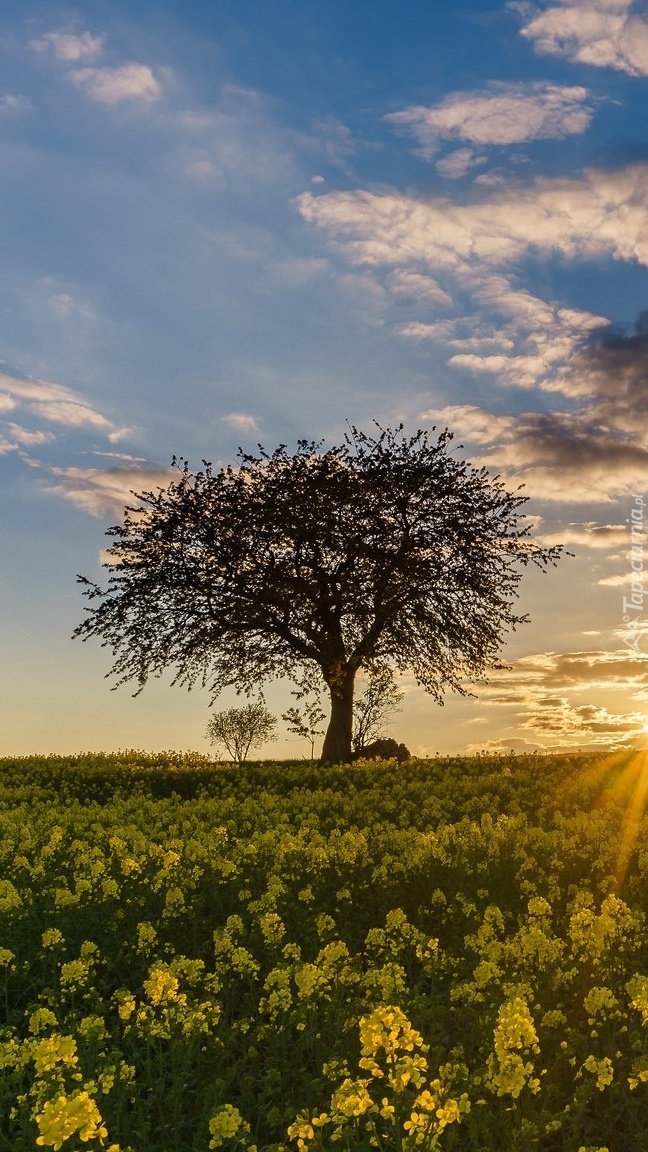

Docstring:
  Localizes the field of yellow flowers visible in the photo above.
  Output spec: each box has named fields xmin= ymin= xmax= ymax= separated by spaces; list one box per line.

xmin=1 ymin=749 xmax=648 ymax=1152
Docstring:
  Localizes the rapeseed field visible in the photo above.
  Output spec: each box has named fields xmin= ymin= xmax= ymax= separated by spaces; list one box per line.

xmin=1 ymin=750 xmax=648 ymax=1151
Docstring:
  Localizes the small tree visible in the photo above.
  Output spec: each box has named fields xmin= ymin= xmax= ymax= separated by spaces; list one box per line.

xmin=352 ymin=668 xmax=404 ymax=753
xmin=282 ymin=697 xmax=326 ymax=761
xmin=206 ymin=702 xmax=277 ymax=766
xmin=75 ymin=424 xmax=563 ymax=764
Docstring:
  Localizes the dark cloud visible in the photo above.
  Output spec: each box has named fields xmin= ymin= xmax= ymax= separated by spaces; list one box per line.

xmin=555 ymin=323 xmax=648 ymax=438
xmin=438 ymin=402 xmax=648 ymax=502
xmin=522 ymin=699 xmax=644 ymax=738
xmin=472 ymin=650 xmax=648 ymax=699
xmin=470 ymin=650 xmax=648 ymax=745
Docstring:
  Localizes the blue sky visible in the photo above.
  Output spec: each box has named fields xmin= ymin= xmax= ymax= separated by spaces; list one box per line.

xmin=3 ymin=0 xmax=648 ymax=758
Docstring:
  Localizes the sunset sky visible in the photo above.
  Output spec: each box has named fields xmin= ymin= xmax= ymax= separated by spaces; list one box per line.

xmin=3 ymin=0 xmax=648 ymax=758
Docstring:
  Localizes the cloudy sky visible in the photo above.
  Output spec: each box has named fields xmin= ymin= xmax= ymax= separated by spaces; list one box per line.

xmin=3 ymin=0 xmax=648 ymax=758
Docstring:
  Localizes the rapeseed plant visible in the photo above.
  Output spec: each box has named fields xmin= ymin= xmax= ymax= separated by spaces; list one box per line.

xmin=1 ymin=750 xmax=648 ymax=1149
xmin=288 ymin=1006 xmax=469 ymax=1151
xmin=486 ymin=995 xmax=541 ymax=1098
xmin=34 ymin=1090 xmax=108 ymax=1149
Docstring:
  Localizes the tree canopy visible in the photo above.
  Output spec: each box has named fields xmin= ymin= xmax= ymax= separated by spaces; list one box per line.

xmin=75 ymin=424 xmax=563 ymax=762
xmin=206 ymin=703 xmax=277 ymax=765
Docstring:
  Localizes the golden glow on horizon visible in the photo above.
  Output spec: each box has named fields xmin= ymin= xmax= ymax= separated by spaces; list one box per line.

xmin=571 ymin=749 xmax=648 ymax=891
xmin=611 ymin=750 xmax=648 ymax=891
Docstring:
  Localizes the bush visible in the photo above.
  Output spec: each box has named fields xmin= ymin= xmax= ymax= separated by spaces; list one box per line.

xmin=352 ymin=737 xmax=411 ymax=762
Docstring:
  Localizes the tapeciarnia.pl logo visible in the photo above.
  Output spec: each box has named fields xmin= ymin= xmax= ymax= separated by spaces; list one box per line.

xmin=621 ymin=494 xmax=645 ymax=652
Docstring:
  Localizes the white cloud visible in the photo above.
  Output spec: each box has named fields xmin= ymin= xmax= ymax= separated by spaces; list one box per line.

xmin=520 ymin=697 xmax=645 ymax=740
xmin=311 ymin=116 xmax=357 ymax=166
xmin=299 ymin=163 xmax=648 ymax=277
xmin=0 ymin=95 xmax=33 ymax=113
xmin=4 ymin=423 xmax=55 ymax=447
xmin=30 ymin=31 xmax=105 ymax=62
xmin=425 ymin=403 xmax=648 ymax=502
xmin=518 ymin=0 xmax=648 ymax=77
xmin=450 ymin=334 xmax=517 ymax=352
xmin=539 ymin=521 xmax=627 ymax=548
xmin=476 ymin=648 xmax=648 ymax=693
xmin=387 ymin=270 xmax=453 ymax=305
xmin=461 ymin=646 xmax=648 ymax=748
xmin=435 ymin=148 xmax=487 ymax=179
xmin=47 ymin=466 xmax=174 ymax=518
xmin=387 ymin=82 xmax=594 ymax=157
xmin=70 ymin=64 xmax=163 ymax=105
xmin=27 ymin=400 xmax=113 ymax=430
xmin=598 ymin=570 xmax=635 ymax=585
xmin=46 ymin=291 xmax=95 ymax=321
xmin=28 ymin=28 xmax=163 ymax=108
xmin=300 ymin=180 xmax=613 ymax=413
xmin=221 ymin=412 xmax=260 ymax=432
xmin=399 ymin=320 xmax=459 ymax=341
xmin=298 ymin=164 xmax=648 ymax=399
xmin=0 ymin=371 xmax=128 ymax=439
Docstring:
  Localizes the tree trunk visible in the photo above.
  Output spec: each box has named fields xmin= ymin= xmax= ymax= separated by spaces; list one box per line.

xmin=321 ymin=668 xmax=355 ymax=764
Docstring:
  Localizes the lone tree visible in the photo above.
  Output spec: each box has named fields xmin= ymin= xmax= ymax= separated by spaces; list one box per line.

xmin=282 ymin=697 xmax=327 ymax=761
xmin=75 ymin=424 xmax=562 ymax=764
xmin=352 ymin=668 xmax=404 ymax=755
xmin=206 ymin=702 xmax=277 ymax=766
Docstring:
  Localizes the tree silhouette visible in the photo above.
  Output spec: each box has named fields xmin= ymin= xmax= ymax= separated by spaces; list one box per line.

xmin=206 ymin=702 xmax=277 ymax=765
xmin=352 ymin=668 xmax=404 ymax=754
xmin=75 ymin=424 xmax=562 ymax=763
xmin=282 ymin=698 xmax=326 ymax=761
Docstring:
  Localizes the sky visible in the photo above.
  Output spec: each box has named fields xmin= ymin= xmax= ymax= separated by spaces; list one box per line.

xmin=3 ymin=0 xmax=648 ymax=759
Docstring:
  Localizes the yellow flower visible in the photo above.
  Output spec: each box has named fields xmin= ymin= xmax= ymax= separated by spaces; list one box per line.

xmin=584 ymin=987 xmax=618 ymax=1023
xmin=359 ymin=1005 xmax=425 ymax=1063
xmin=331 ymin=1077 xmax=375 ymax=1118
xmin=435 ymin=1098 xmax=461 ymax=1128
xmin=409 ymin=1085 xmax=466 ymax=1135
xmin=208 ymin=1103 xmax=251 ymax=1149
xmin=41 ymin=929 xmax=65 ymax=950
xmin=582 ymin=1055 xmax=614 ymax=1091
xmin=114 ymin=990 xmax=137 ymax=1020
xmin=486 ymin=996 xmax=540 ymax=1098
xmin=259 ymin=912 xmax=286 ymax=944
xmin=527 ymin=896 xmax=552 ymax=917
xmin=32 ymin=1035 xmax=78 ymax=1075
xmin=136 ymin=921 xmax=157 ymax=953
xmin=60 ymin=959 xmax=89 ymax=989
xmin=627 ymin=974 xmax=648 ymax=1025
xmin=403 ymin=1110 xmax=430 ymax=1138
xmin=386 ymin=1053 xmax=428 ymax=1092
xmin=143 ymin=966 xmax=185 ymax=1006
xmin=35 ymin=1092 xmax=107 ymax=1150
xmin=379 ymin=1097 xmax=395 ymax=1120
xmin=287 ymin=1115 xmax=314 ymax=1150
xmin=628 ymin=1055 xmax=648 ymax=1090
xmin=28 ymin=1008 xmax=58 ymax=1036
xmin=358 ymin=1005 xmax=428 ymax=1089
